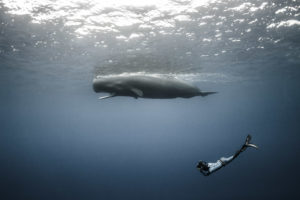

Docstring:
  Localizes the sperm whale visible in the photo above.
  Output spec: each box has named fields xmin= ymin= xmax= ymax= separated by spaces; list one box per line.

xmin=93 ymin=75 xmax=216 ymax=99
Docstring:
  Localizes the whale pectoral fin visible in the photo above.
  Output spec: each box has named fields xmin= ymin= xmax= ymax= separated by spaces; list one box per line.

xmin=98 ymin=93 xmax=116 ymax=100
xmin=131 ymin=88 xmax=143 ymax=97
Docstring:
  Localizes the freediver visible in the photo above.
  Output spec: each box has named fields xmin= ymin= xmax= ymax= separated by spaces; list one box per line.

xmin=196 ymin=135 xmax=258 ymax=176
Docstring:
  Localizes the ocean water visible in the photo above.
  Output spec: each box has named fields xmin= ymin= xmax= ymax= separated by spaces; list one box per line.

xmin=0 ymin=0 xmax=299 ymax=199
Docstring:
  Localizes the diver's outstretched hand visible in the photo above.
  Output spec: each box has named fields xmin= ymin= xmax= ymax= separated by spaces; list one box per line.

xmin=241 ymin=135 xmax=258 ymax=151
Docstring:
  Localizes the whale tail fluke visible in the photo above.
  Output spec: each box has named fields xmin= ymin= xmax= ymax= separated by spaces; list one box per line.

xmin=199 ymin=92 xmax=217 ymax=97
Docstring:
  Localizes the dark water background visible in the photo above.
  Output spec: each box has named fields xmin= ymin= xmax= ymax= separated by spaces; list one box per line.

xmin=0 ymin=0 xmax=300 ymax=199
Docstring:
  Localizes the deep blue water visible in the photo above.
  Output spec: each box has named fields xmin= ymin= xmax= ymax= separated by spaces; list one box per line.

xmin=1 ymin=0 xmax=300 ymax=199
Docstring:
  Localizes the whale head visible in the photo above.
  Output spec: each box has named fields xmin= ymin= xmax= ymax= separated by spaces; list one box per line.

xmin=93 ymin=78 xmax=122 ymax=93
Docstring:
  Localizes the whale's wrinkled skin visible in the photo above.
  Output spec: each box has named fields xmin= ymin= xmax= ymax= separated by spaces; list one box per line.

xmin=93 ymin=75 xmax=216 ymax=99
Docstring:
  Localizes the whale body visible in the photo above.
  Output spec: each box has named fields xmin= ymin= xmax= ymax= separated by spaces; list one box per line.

xmin=93 ymin=75 xmax=216 ymax=99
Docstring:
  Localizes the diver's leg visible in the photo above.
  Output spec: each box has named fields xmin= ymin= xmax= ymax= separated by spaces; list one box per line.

xmin=219 ymin=156 xmax=234 ymax=165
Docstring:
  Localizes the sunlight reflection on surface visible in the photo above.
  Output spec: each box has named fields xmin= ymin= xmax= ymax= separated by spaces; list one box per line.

xmin=2 ymin=0 xmax=213 ymax=37
xmin=1 ymin=0 xmax=299 ymax=81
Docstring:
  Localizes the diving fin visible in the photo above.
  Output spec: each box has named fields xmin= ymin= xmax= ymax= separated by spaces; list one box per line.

xmin=245 ymin=134 xmax=258 ymax=149
xmin=246 ymin=143 xmax=259 ymax=149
